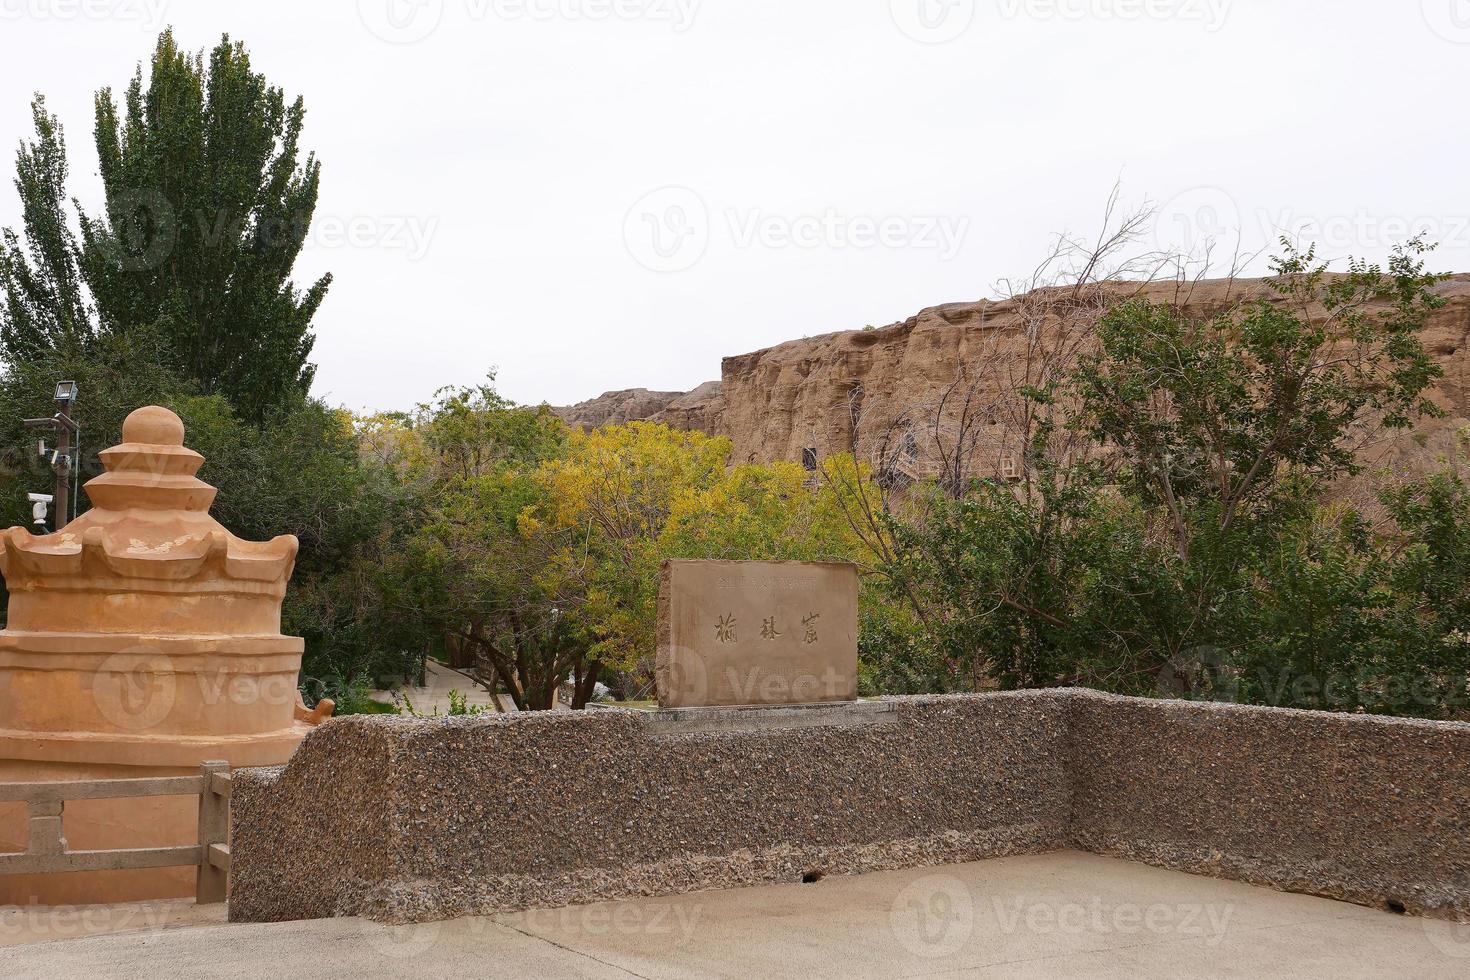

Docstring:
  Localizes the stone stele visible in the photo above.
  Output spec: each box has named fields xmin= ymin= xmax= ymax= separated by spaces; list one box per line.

xmin=655 ymin=559 xmax=858 ymax=709
xmin=0 ymin=405 xmax=329 ymax=905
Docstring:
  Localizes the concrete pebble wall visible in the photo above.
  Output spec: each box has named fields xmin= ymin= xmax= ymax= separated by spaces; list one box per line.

xmin=228 ymin=689 xmax=1470 ymax=924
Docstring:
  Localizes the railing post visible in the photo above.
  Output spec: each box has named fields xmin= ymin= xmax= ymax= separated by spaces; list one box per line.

xmin=196 ymin=760 xmax=230 ymax=904
xmin=27 ymin=800 xmax=66 ymax=856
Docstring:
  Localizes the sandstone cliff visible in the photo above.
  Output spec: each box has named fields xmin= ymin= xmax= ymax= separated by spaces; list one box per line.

xmin=551 ymin=388 xmax=685 ymax=429
xmin=553 ymin=275 xmax=1470 ymax=482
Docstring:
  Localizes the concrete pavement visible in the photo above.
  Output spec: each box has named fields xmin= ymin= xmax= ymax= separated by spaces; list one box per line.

xmin=4 ymin=851 xmax=1469 ymax=978
xmin=372 ymin=659 xmax=513 ymax=715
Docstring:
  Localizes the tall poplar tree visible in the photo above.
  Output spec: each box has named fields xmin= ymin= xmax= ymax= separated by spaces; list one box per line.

xmin=82 ymin=29 xmax=330 ymax=420
xmin=0 ymin=30 xmax=331 ymax=421
xmin=0 ymin=97 xmax=92 ymax=361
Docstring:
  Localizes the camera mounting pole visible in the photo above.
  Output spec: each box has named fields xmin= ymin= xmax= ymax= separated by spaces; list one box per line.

xmin=22 ymin=381 xmax=79 ymax=530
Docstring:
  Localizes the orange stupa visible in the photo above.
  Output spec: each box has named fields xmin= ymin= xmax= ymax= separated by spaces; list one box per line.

xmin=0 ymin=406 xmax=327 ymax=904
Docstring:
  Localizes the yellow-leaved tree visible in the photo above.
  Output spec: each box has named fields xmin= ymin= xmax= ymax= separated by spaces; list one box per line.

xmin=526 ymin=422 xmax=870 ymax=696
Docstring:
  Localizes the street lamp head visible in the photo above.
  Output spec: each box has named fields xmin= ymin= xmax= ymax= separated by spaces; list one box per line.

xmin=54 ymin=380 xmax=77 ymax=407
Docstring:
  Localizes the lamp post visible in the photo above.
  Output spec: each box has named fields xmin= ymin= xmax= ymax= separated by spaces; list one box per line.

xmin=22 ymin=380 xmax=79 ymax=530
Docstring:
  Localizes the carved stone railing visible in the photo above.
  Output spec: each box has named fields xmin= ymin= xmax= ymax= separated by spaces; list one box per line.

xmin=0 ymin=761 xmax=232 ymax=903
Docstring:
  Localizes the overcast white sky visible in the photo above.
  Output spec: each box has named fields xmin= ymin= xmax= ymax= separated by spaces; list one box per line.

xmin=1 ymin=1 xmax=1466 ymax=411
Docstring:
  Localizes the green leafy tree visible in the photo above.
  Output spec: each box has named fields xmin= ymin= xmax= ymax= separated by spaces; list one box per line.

xmin=0 ymin=30 xmax=329 ymax=420
xmin=80 ymin=30 xmax=329 ymax=419
xmin=884 ymin=241 xmax=1467 ymax=717
xmin=0 ymin=97 xmax=92 ymax=360
xmin=387 ymin=382 xmax=584 ymax=710
xmin=1074 ymin=241 xmax=1443 ymax=562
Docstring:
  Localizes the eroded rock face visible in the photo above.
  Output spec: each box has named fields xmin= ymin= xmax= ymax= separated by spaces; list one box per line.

xmin=550 ymin=388 xmax=686 ymax=430
xmin=556 ymin=275 xmax=1470 ymax=480
xmin=653 ymin=380 xmax=725 ymax=434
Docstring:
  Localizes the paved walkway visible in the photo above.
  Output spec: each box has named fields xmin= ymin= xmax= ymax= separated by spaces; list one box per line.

xmin=4 ymin=852 xmax=1469 ymax=978
xmin=372 ymin=659 xmax=514 ymax=715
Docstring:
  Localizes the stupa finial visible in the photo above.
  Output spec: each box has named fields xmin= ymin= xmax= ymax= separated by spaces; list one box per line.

xmin=121 ymin=405 xmax=186 ymax=447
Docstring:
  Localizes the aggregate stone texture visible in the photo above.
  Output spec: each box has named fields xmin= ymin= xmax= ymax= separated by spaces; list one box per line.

xmin=228 ymin=693 xmax=1069 ymax=922
xmin=228 ymin=689 xmax=1470 ymax=925
xmin=1067 ymin=690 xmax=1470 ymax=920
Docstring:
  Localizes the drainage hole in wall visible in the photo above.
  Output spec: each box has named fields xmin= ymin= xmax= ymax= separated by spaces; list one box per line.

xmin=801 ymin=870 xmax=825 ymax=884
xmin=1384 ymin=899 xmax=1407 ymax=915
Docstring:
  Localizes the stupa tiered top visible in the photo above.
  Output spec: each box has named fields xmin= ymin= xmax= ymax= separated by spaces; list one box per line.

xmin=0 ymin=406 xmax=326 ymax=769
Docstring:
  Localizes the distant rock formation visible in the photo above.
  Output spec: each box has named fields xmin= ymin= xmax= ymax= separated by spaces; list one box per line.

xmin=553 ymin=275 xmax=1470 ymax=485
xmin=551 ymin=388 xmax=685 ymax=430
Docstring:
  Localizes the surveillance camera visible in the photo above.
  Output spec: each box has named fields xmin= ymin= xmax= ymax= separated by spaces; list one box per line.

xmin=27 ymin=492 xmax=52 ymax=527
